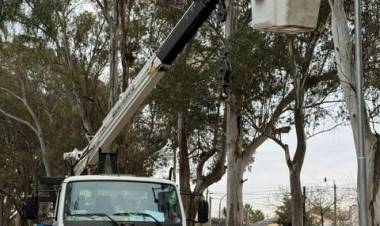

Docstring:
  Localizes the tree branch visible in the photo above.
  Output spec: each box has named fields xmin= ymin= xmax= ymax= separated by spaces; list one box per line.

xmin=95 ymin=0 xmax=112 ymax=23
xmin=306 ymin=122 xmax=344 ymax=140
xmin=249 ymin=124 xmax=292 ymax=168
xmin=0 ymin=108 xmax=38 ymax=135
xmin=242 ymin=134 xmax=267 ymax=163
xmin=18 ymin=79 xmax=43 ymax=134
xmin=0 ymin=87 xmax=25 ymax=104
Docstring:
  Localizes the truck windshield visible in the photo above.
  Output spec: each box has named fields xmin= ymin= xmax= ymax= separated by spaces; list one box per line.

xmin=63 ymin=181 xmax=182 ymax=225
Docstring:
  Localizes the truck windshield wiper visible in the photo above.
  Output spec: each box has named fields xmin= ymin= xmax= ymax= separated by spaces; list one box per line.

xmin=113 ymin=212 xmax=163 ymax=226
xmin=69 ymin=213 xmax=121 ymax=226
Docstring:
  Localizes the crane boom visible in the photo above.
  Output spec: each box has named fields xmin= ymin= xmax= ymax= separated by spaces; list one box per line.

xmin=64 ymin=0 xmax=220 ymax=175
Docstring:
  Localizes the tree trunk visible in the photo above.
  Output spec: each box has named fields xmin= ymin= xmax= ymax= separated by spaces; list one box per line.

xmin=286 ymin=37 xmax=306 ymax=226
xmin=0 ymin=196 xmax=3 ymax=226
xmin=371 ymin=139 xmax=380 ymax=226
xmin=186 ymin=196 xmax=199 ymax=226
xmin=226 ymin=93 xmax=244 ymax=226
xmin=227 ymin=152 xmax=244 ymax=226
xmin=119 ymin=0 xmax=132 ymax=91
xmin=15 ymin=213 xmax=29 ymax=226
xmin=177 ymin=109 xmax=227 ymax=225
xmin=290 ymin=169 xmax=304 ymax=226
xmin=38 ymin=133 xmax=52 ymax=177
xmin=178 ymin=112 xmax=192 ymax=222
xmin=225 ymin=0 xmax=243 ymax=225
xmin=108 ymin=0 xmax=120 ymax=109
xmin=329 ymin=1 xmax=380 ymax=225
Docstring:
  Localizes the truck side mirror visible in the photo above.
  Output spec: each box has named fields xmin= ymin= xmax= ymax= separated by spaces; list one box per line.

xmin=24 ymin=196 xmax=39 ymax=220
xmin=197 ymin=200 xmax=209 ymax=223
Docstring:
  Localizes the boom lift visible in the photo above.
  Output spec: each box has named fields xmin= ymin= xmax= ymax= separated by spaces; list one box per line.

xmin=26 ymin=0 xmax=221 ymax=225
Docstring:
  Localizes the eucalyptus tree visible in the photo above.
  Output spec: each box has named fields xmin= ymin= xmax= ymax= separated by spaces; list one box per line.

xmin=94 ymin=0 xmax=150 ymax=107
xmin=155 ymin=55 xmax=226 ymax=224
xmin=329 ymin=0 xmax=380 ymax=224
xmin=224 ymin=1 xmax=292 ymax=224
xmin=262 ymin=4 xmax=338 ymax=225
xmin=148 ymin=1 xmax=228 ymax=223
xmin=8 ymin=0 xmax=170 ymax=175
xmin=224 ymin=1 xmax=339 ymax=225
xmin=0 ymin=34 xmax=88 ymax=225
xmin=0 ymin=38 xmax=59 ymax=177
xmin=0 ymin=100 xmax=39 ymax=226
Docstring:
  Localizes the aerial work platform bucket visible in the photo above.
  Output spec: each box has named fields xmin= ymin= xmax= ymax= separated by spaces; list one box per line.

xmin=251 ymin=0 xmax=321 ymax=34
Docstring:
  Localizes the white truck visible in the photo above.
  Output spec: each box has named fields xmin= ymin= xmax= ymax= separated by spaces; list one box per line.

xmin=24 ymin=0 xmax=221 ymax=225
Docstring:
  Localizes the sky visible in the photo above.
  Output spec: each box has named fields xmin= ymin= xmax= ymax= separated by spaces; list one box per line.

xmin=206 ymin=125 xmax=358 ymax=217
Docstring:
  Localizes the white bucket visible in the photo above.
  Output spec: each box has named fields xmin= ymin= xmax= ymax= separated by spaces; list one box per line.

xmin=251 ymin=0 xmax=322 ymax=34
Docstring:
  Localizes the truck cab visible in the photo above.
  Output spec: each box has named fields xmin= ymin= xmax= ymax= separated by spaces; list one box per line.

xmin=27 ymin=175 xmax=208 ymax=226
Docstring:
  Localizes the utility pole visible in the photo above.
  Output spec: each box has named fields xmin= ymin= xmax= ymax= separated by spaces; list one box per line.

xmin=321 ymin=206 xmax=324 ymax=226
xmin=334 ymin=182 xmax=337 ymax=226
xmin=303 ymin=186 xmax=306 ymax=226
xmin=354 ymin=0 xmax=369 ymax=224
xmin=218 ymin=193 xmax=227 ymax=220
xmin=245 ymin=206 xmax=248 ymax=226
xmin=209 ymin=196 xmax=212 ymax=226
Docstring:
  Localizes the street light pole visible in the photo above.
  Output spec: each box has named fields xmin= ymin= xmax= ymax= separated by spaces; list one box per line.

xmin=303 ymin=186 xmax=306 ymax=226
xmin=209 ymin=196 xmax=213 ymax=226
xmin=354 ymin=0 xmax=369 ymax=225
xmin=218 ymin=193 xmax=227 ymax=220
xmin=333 ymin=182 xmax=337 ymax=226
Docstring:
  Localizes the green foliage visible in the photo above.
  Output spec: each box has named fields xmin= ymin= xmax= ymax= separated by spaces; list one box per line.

xmin=0 ymin=0 xmax=23 ymax=40
xmin=74 ymin=11 xmax=96 ymax=44
xmin=244 ymin=204 xmax=265 ymax=224
xmin=275 ymin=192 xmax=323 ymax=226
xmin=275 ymin=194 xmax=292 ymax=226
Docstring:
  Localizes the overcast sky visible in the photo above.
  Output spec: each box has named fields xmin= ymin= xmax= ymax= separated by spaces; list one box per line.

xmin=207 ymin=125 xmax=358 ymax=217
